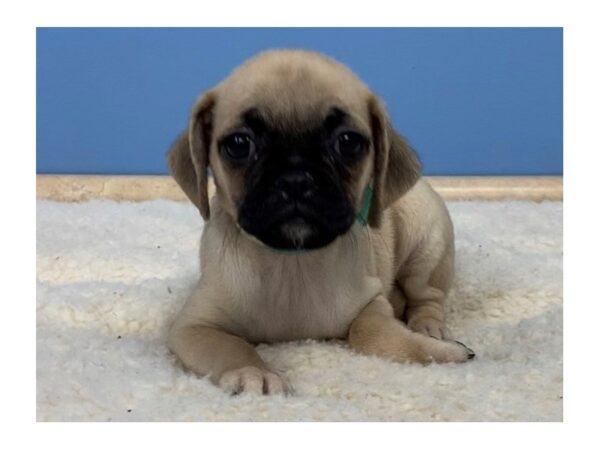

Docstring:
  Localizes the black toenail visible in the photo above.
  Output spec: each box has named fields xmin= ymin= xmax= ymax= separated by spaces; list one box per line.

xmin=454 ymin=340 xmax=476 ymax=359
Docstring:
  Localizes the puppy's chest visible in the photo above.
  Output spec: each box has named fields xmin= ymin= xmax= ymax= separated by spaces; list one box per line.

xmin=231 ymin=255 xmax=381 ymax=343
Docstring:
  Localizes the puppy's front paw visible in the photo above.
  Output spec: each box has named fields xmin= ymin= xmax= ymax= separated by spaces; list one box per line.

xmin=408 ymin=316 xmax=451 ymax=340
xmin=408 ymin=319 xmax=476 ymax=363
xmin=218 ymin=366 xmax=292 ymax=396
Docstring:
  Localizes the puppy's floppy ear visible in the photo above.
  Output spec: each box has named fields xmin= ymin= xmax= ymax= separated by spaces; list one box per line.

xmin=167 ymin=91 xmax=216 ymax=220
xmin=368 ymin=95 xmax=422 ymax=227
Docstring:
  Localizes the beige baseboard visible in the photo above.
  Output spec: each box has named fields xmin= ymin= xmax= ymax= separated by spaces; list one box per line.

xmin=36 ymin=175 xmax=563 ymax=202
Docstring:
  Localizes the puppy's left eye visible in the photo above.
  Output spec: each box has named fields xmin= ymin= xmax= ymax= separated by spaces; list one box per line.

xmin=334 ymin=131 xmax=364 ymax=159
xmin=222 ymin=133 xmax=255 ymax=162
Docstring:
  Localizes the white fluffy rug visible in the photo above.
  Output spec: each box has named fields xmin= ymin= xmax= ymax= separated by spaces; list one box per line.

xmin=36 ymin=199 xmax=563 ymax=421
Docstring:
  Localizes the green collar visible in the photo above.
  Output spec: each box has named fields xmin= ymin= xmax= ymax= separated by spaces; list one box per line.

xmin=355 ymin=182 xmax=373 ymax=227
xmin=270 ymin=182 xmax=373 ymax=254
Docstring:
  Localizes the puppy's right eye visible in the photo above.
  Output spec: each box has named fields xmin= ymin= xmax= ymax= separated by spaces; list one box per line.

xmin=222 ymin=133 xmax=255 ymax=162
xmin=334 ymin=130 xmax=365 ymax=160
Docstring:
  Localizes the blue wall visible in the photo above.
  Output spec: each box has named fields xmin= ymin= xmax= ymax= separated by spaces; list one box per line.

xmin=37 ymin=28 xmax=562 ymax=175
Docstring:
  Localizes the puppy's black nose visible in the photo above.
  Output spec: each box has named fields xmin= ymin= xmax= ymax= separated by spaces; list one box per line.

xmin=276 ymin=171 xmax=315 ymax=199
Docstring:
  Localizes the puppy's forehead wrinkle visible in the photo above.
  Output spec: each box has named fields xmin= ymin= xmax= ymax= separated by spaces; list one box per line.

xmin=241 ymin=107 xmax=266 ymax=131
xmin=242 ymin=103 xmax=324 ymax=135
xmin=237 ymin=105 xmax=366 ymax=145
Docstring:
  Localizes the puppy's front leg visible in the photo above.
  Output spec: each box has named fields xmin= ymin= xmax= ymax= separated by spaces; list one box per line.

xmin=348 ymin=296 xmax=474 ymax=364
xmin=403 ymin=244 xmax=454 ymax=340
xmin=403 ymin=275 xmax=448 ymax=340
xmin=168 ymin=324 xmax=290 ymax=395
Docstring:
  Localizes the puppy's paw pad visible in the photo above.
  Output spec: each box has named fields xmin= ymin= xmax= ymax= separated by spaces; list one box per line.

xmin=218 ymin=366 xmax=292 ymax=396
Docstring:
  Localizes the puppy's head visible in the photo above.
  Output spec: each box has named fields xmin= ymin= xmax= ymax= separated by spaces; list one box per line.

xmin=168 ymin=50 xmax=421 ymax=250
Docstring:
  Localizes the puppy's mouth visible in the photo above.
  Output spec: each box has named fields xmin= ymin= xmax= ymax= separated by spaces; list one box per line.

xmin=238 ymin=198 xmax=355 ymax=251
xmin=279 ymin=217 xmax=314 ymax=248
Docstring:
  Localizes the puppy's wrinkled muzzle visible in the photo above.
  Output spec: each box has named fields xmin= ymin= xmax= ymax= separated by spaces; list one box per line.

xmin=275 ymin=170 xmax=315 ymax=200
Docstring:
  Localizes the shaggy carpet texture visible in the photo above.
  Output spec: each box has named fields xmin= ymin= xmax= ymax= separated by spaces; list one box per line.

xmin=36 ymin=199 xmax=563 ymax=421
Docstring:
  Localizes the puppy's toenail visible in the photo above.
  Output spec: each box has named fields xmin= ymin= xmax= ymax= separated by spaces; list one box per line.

xmin=454 ymin=340 xmax=476 ymax=359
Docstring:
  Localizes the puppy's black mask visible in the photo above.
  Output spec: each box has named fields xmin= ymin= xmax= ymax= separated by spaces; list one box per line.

xmin=223 ymin=107 xmax=369 ymax=251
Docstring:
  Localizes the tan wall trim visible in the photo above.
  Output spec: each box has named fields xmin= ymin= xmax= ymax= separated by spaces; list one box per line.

xmin=36 ymin=175 xmax=563 ymax=202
